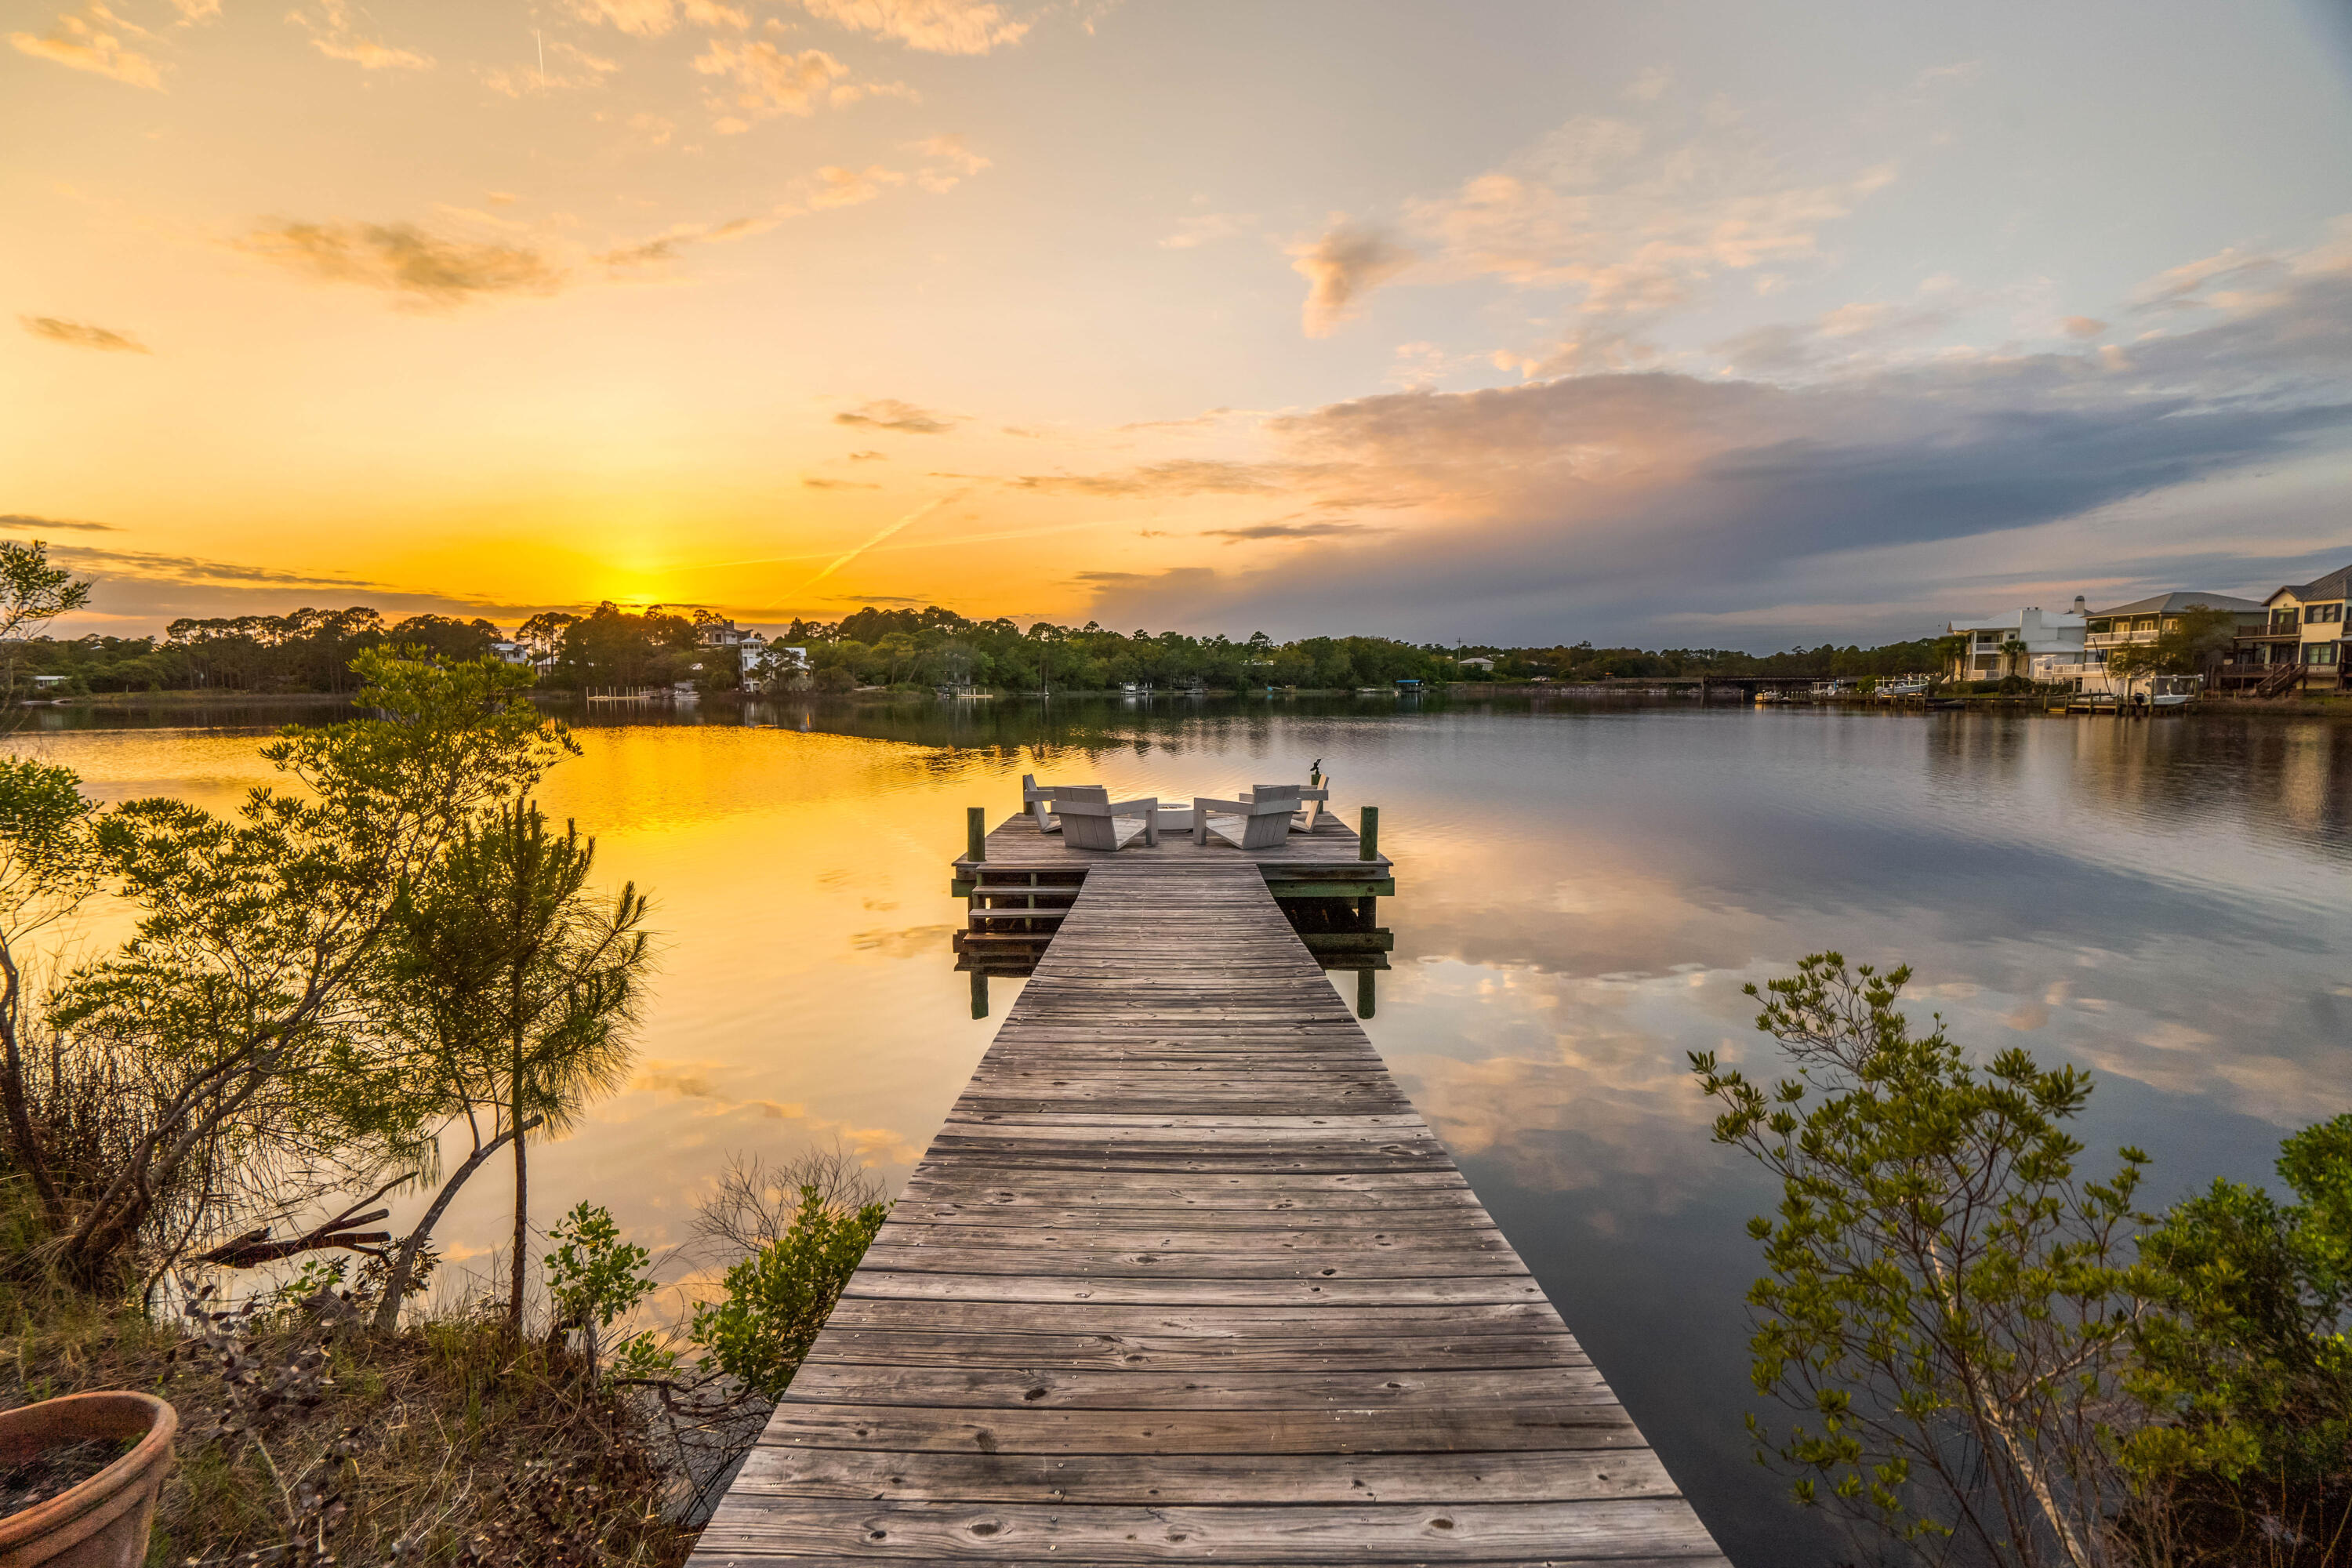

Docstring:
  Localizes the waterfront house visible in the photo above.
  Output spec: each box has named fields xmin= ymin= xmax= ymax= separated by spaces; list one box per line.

xmin=2231 ymin=565 xmax=2352 ymax=691
xmin=1458 ymin=656 xmax=1495 ymax=672
xmin=695 ymin=618 xmax=787 ymax=681
xmin=2058 ymin=591 xmax=2267 ymax=695
xmin=488 ymin=638 xmax=532 ymax=666
xmin=742 ymin=642 xmax=809 ymax=691
xmin=1946 ymin=602 xmax=2087 ymax=681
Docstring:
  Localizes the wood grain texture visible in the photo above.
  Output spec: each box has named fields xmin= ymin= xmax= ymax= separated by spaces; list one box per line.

xmin=685 ymin=852 xmax=1722 ymax=1566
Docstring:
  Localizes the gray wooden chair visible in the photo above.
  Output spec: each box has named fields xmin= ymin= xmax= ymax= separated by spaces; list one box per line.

xmin=1241 ymin=782 xmax=1330 ymax=830
xmin=1051 ymin=794 xmax=1160 ymax=851
xmin=1192 ymin=796 xmax=1297 ymax=851
xmin=1022 ymin=775 xmax=1105 ymax=833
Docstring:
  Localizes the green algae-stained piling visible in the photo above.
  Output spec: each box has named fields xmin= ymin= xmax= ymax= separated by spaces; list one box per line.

xmin=686 ymin=813 xmax=1727 ymax=1567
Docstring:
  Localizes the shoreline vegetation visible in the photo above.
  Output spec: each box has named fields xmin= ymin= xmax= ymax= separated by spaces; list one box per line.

xmin=35 ymin=684 xmax=2352 ymax=721
xmin=12 ymin=598 xmax=1951 ymax=701
xmin=0 ymin=545 xmax=887 ymax=1563
xmin=11 ymin=597 xmax=2328 ymax=714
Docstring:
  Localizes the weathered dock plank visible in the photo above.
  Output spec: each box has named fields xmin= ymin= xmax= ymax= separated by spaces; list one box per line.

xmin=688 ymin=851 xmax=1723 ymax=1567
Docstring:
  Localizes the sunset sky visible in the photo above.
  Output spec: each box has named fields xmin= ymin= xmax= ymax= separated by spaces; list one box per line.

xmin=7 ymin=0 xmax=2352 ymax=646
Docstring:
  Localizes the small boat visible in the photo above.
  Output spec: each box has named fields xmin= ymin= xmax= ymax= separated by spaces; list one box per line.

xmin=1356 ymin=686 xmax=1386 ymax=695
xmin=1754 ymin=689 xmax=1792 ymax=704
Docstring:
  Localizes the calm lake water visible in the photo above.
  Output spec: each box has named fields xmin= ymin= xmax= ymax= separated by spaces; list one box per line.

xmin=21 ymin=694 xmax=2352 ymax=1566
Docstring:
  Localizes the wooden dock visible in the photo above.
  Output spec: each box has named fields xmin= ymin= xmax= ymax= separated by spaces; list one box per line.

xmin=952 ymin=811 xmax=1397 ymax=990
xmin=688 ymin=817 xmax=1726 ymax=1566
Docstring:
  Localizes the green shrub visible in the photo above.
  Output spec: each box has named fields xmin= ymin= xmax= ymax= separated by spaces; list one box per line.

xmin=2120 ymin=1116 xmax=2352 ymax=1560
xmin=688 ymin=1185 xmax=886 ymax=1399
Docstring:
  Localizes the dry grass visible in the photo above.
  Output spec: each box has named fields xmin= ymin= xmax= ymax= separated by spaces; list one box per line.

xmin=2 ymin=1272 xmax=695 ymax=1566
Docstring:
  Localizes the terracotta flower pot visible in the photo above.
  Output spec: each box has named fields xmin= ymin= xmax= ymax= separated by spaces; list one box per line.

xmin=0 ymin=1392 xmax=176 ymax=1568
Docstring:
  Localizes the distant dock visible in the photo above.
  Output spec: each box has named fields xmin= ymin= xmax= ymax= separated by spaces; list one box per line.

xmin=953 ymin=808 xmax=1396 ymax=1015
xmin=686 ymin=804 xmax=1726 ymax=1567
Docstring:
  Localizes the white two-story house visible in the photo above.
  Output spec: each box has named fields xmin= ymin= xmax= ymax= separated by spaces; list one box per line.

xmin=1947 ymin=603 xmax=2087 ymax=681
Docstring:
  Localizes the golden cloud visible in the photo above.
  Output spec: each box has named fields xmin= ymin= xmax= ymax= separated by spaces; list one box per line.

xmin=692 ymin=39 xmax=848 ymax=125
xmin=1011 ymin=458 xmax=1294 ymax=496
xmin=834 ymin=398 xmax=956 ymax=434
xmin=236 ymin=220 xmax=566 ymax=307
xmin=808 ymin=164 xmax=908 ymax=209
xmin=570 ymin=0 xmax=748 ymax=37
xmin=1405 ymin=112 xmax=1896 ymax=321
xmin=910 ymin=132 xmax=991 ymax=192
xmin=1287 ymin=224 xmax=1414 ymax=338
xmin=20 ymin=315 xmax=149 ymax=353
xmin=11 ymin=5 xmax=163 ymax=89
xmin=793 ymin=0 xmax=1028 ymax=55
xmin=289 ymin=0 xmax=433 ymax=70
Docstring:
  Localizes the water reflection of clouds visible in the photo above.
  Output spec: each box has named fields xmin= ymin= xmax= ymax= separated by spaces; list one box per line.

xmin=626 ymin=1060 xmax=924 ymax=1165
xmin=1382 ymin=959 xmax=1748 ymax=1214
xmin=1368 ymin=712 xmax=2352 ymax=1145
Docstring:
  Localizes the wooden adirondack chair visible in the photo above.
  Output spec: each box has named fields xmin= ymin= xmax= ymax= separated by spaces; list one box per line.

xmin=1022 ymin=775 xmax=1105 ymax=833
xmin=1242 ymin=783 xmax=1330 ymax=829
xmin=1051 ymin=795 xmax=1160 ymax=851
xmin=1192 ymin=796 xmax=1297 ymax=851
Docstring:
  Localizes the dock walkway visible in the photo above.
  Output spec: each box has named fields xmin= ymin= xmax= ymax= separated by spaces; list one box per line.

xmin=691 ymin=829 xmax=1726 ymax=1566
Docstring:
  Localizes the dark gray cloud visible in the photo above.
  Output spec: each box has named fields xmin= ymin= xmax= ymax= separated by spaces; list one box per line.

xmin=0 ymin=514 xmax=119 ymax=533
xmin=1206 ymin=520 xmax=1387 ymax=542
xmin=46 ymin=543 xmax=393 ymax=590
xmin=833 ymin=399 xmax=956 ymax=434
xmin=1081 ymin=253 xmax=2352 ymax=645
xmin=20 ymin=317 xmax=150 ymax=354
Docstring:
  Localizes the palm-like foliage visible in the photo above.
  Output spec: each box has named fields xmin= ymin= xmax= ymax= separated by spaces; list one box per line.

xmin=372 ymin=801 xmax=652 ymax=1328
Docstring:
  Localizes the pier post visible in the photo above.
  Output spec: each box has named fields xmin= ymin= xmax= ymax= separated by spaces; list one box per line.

xmin=1356 ymin=967 xmax=1376 ymax=1019
xmin=969 ymin=968 xmax=988 ymax=1020
xmin=966 ymin=805 xmax=986 ymax=862
xmin=1359 ymin=804 xmax=1380 ymax=862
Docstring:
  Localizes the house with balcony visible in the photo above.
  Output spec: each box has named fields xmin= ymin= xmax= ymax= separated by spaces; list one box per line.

xmin=742 ymin=642 xmax=809 ymax=691
xmin=2062 ymin=590 xmax=2267 ymax=695
xmin=2231 ymin=564 xmax=2352 ymax=692
xmin=1947 ymin=602 xmax=2087 ymax=681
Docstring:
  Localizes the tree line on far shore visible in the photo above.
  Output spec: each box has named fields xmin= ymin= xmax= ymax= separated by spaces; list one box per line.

xmin=3 ymin=595 xmax=1951 ymax=699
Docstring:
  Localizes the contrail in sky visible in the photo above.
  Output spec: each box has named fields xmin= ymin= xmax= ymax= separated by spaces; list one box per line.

xmin=804 ymin=492 xmax=962 ymax=586
xmin=682 ymin=517 xmax=1106 ymax=575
